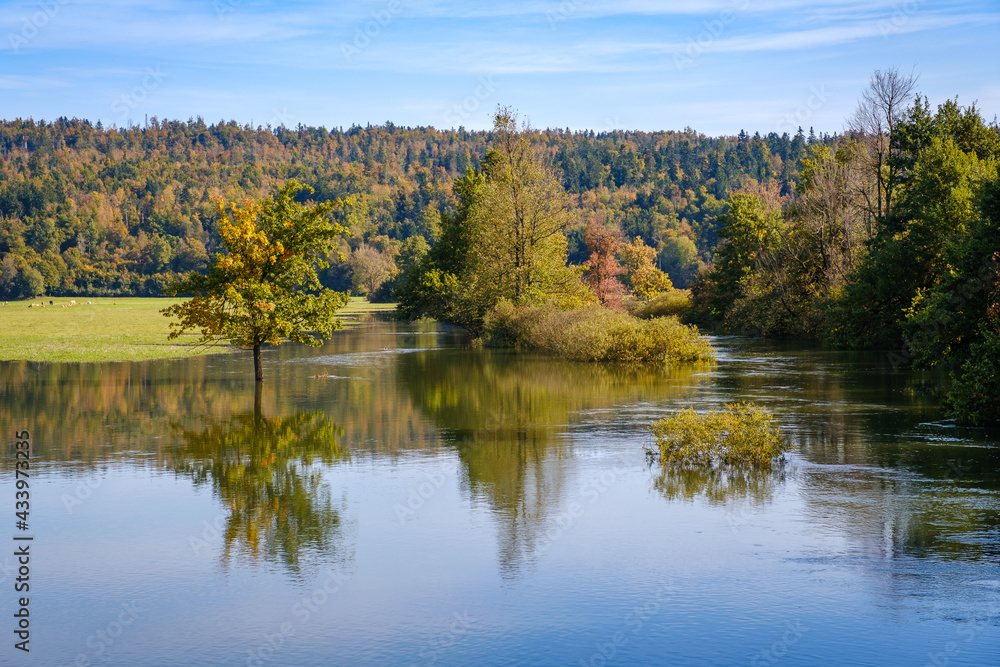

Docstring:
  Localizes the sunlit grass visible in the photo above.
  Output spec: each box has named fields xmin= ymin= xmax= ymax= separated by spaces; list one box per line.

xmin=0 ymin=296 xmax=396 ymax=362
xmin=343 ymin=296 xmax=397 ymax=313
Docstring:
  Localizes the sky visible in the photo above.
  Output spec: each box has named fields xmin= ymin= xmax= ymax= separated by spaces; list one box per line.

xmin=1 ymin=0 xmax=997 ymax=136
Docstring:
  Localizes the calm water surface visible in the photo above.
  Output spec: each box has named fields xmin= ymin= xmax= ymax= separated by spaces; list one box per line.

xmin=1 ymin=319 xmax=998 ymax=666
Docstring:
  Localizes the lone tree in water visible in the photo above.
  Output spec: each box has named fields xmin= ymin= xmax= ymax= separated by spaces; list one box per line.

xmin=162 ymin=181 xmax=349 ymax=381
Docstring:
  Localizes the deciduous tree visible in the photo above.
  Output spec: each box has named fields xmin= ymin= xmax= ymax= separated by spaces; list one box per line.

xmin=583 ymin=218 xmax=626 ymax=308
xmin=162 ymin=181 xmax=349 ymax=381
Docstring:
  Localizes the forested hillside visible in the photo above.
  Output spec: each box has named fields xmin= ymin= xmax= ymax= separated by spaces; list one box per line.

xmin=0 ymin=117 xmax=828 ymax=299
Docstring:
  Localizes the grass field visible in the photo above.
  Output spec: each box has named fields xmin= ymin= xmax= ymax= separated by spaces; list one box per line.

xmin=0 ymin=296 xmax=397 ymax=363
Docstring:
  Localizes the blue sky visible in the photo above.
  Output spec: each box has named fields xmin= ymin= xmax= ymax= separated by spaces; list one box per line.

xmin=1 ymin=0 xmax=997 ymax=135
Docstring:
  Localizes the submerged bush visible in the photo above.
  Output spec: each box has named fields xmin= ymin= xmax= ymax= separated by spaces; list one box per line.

xmin=649 ymin=403 xmax=788 ymax=469
xmin=483 ymin=302 xmax=714 ymax=364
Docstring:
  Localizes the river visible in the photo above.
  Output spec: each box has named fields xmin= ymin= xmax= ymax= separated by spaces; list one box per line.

xmin=1 ymin=318 xmax=997 ymax=665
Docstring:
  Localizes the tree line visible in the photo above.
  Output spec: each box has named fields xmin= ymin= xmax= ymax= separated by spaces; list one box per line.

xmin=690 ymin=69 xmax=1000 ymax=426
xmin=0 ymin=114 xmax=831 ymax=300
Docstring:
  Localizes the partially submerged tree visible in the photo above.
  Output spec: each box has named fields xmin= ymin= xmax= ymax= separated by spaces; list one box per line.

xmin=162 ymin=181 xmax=350 ymax=381
xmin=397 ymin=107 xmax=589 ymax=334
xmin=468 ymin=106 xmax=585 ymax=305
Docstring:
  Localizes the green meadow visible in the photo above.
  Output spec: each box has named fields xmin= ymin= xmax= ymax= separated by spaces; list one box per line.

xmin=0 ymin=296 xmax=395 ymax=363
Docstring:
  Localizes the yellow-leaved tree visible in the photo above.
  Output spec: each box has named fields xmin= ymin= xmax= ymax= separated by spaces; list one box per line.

xmin=162 ymin=181 xmax=350 ymax=381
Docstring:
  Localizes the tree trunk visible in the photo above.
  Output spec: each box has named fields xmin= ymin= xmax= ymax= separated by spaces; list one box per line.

xmin=254 ymin=381 xmax=263 ymax=423
xmin=253 ymin=343 xmax=263 ymax=382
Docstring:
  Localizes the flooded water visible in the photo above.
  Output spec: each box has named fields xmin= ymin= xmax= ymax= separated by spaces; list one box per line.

xmin=1 ymin=319 xmax=998 ymax=666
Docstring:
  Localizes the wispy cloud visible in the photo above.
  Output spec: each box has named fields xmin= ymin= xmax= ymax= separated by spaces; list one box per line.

xmin=1 ymin=0 xmax=995 ymax=133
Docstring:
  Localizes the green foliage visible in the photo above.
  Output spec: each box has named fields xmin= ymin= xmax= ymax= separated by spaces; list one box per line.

xmin=483 ymin=302 xmax=714 ymax=365
xmin=826 ymin=102 xmax=999 ymax=350
xmin=395 ymin=170 xmax=485 ymax=330
xmin=18 ymin=265 xmax=45 ymax=298
xmin=946 ymin=329 xmax=1000 ymax=426
xmin=162 ymin=181 xmax=350 ymax=380
xmin=691 ymin=91 xmax=1000 ymax=370
xmin=658 ymin=235 xmax=702 ymax=288
xmin=650 ymin=403 xmax=789 ymax=469
xmin=466 ymin=108 xmax=590 ymax=310
xmin=0 ymin=117 xmax=822 ymax=301
xmin=691 ymin=192 xmax=811 ymax=334
xmin=630 ymin=289 xmax=693 ymax=319
xmin=398 ymin=111 xmax=591 ymax=333
xmin=618 ymin=236 xmax=673 ymax=299
xmin=349 ymin=243 xmax=397 ymax=297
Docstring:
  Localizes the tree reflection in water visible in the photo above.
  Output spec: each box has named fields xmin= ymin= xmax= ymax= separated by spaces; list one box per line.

xmin=168 ymin=387 xmax=350 ymax=576
xmin=399 ymin=349 xmax=708 ymax=578
xmin=651 ymin=463 xmax=785 ymax=507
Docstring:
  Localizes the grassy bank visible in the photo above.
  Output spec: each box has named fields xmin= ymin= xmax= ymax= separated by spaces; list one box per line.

xmin=0 ymin=296 xmax=396 ymax=363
